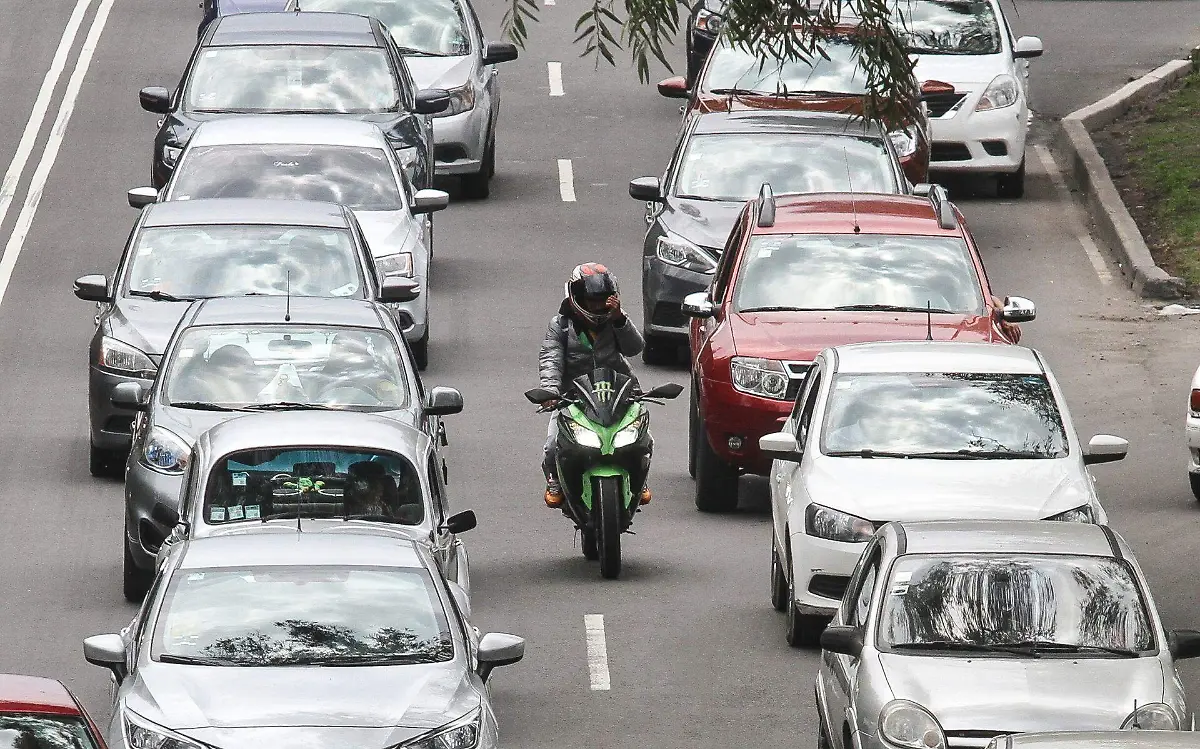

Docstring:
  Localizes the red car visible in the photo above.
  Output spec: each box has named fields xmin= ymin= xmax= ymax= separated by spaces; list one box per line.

xmin=0 ymin=674 xmax=108 ymax=748
xmin=683 ymin=185 xmax=1036 ymax=512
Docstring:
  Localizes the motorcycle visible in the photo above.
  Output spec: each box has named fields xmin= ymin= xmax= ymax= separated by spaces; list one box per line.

xmin=525 ymin=368 xmax=683 ymax=579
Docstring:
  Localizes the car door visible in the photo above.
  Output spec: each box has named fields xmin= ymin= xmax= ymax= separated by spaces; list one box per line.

xmin=823 ymin=540 xmax=881 ymax=745
xmin=426 ymin=453 xmax=456 ymax=581
xmin=771 ymin=361 xmax=823 ymax=548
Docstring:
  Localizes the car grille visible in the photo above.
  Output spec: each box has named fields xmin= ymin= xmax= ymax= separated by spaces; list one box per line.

xmin=946 ymin=731 xmax=1013 ymax=749
xmin=783 ymin=361 xmax=813 ymax=400
xmin=651 ymin=302 xmax=688 ymax=329
xmin=931 ymin=143 xmax=972 ymax=162
xmin=925 ymin=92 xmax=967 ymax=117
xmin=809 ymin=574 xmax=850 ymax=600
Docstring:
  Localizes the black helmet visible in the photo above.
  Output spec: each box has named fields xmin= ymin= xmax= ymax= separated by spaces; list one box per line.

xmin=565 ymin=263 xmax=619 ymax=325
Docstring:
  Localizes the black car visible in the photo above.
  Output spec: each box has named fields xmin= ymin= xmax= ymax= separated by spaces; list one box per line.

xmin=197 ymin=0 xmax=295 ymax=39
xmin=140 ymin=12 xmax=450 ymax=190
xmin=627 ymin=110 xmax=912 ymax=364
xmin=684 ymin=0 xmax=725 ymax=87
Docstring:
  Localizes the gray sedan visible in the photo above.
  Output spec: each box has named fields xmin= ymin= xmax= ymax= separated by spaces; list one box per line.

xmin=73 ymin=198 xmax=421 ymax=477
xmin=816 ymin=520 xmax=1200 ymax=749
xmin=84 ymin=532 xmax=524 ymax=749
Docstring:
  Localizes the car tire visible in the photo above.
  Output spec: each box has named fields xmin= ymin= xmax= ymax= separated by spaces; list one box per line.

xmin=123 ymin=541 xmax=153 ymax=603
xmin=1190 ymin=473 xmax=1200 ymax=501
xmin=996 ymin=159 xmax=1026 ymax=199
xmin=694 ymin=417 xmax=739 ymax=512
xmin=460 ymin=133 xmax=495 ymax=200
xmin=771 ymin=538 xmax=788 ymax=612
xmin=785 ymin=568 xmax=826 ymax=648
xmin=90 ymin=441 xmax=122 ymax=479
xmin=642 ymin=333 xmax=677 ymax=365
xmin=688 ymin=383 xmax=700 ymax=479
xmin=413 ymin=334 xmax=429 ymax=371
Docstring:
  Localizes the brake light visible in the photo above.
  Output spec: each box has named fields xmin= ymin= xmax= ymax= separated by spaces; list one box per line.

xmin=1190 ymin=389 xmax=1200 ymax=414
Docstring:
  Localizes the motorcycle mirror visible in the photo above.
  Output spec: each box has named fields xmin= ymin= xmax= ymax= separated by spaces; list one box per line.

xmin=643 ymin=383 xmax=684 ymax=400
xmin=524 ymin=388 xmax=557 ymax=404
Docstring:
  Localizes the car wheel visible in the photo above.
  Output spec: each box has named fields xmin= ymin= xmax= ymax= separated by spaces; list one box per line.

xmin=996 ymin=159 xmax=1026 ymax=199
xmin=123 ymin=541 xmax=153 ymax=603
xmin=642 ymin=333 xmax=677 ymax=365
xmin=460 ymin=133 xmax=495 ymax=200
xmin=413 ymin=334 xmax=429 ymax=371
xmin=688 ymin=383 xmax=700 ymax=479
xmin=90 ymin=441 xmax=122 ymax=478
xmin=785 ymin=561 xmax=826 ymax=647
xmin=1190 ymin=473 xmax=1200 ymax=501
xmin=770 ymin=538 xmax=788 ymax=612
xmin=694 ymin=418 xmax=739 ymax=512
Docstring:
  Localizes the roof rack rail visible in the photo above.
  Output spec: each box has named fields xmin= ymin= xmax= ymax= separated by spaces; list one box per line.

xmin=921 ymin=183 xmax=958 ymax=230
xmin=756 ymin=182 xmax=776 ymax=228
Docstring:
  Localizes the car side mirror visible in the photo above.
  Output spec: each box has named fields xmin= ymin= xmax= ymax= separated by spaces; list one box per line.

xmin=73 ymin=274 xmax=111 ymax=303
xmin=820 ymin=625 xmax=863 ymax=657
xmin=139 ymin=86 xmax=172 ymax=114
xmin=447 ymin=580 xmax=471 ymax=619
xmin=425 ymin=386 xmax=464 ymax=416
xmin=681 ymin=292 xmax=715 ymax=318
xmin=477 ymin=632 xmax=525 ymax=681
xmin=999 ymin=296 xmax=1036 ymax=322
xmin=128 ymin=186 xmax=159 ymax=209
xmin=111 ymin=382 xmax=148 ymax=411
xmin=380 ymin=277 xmax=421 ymax=303
xmin=1013 ymin=35 xmax=1043 ymax=59
xmin=1083 ymin=434 xmax=1128 ymax=465
xmin=444 ymin=510 xmax=477 ymax=535
xmin=759 ymin=432 xmax=803 ymax=462
xmin=84 ymin=634 xmax=128 ymax=680
xmin=629 ymin=176 xmax=663 ymax=202
xmin=414 ymin=89 xmax=451 ymax=115
xmin=918 ymin=79 xmax=955 ymax=100
xmin=482 ymin=41 xmax=519 ymax=65
xmin=657 ymin=76 xmax=690 ymax=99
xmin=1169 ymin=629 xmax=1200 ymax=660
xmin=411 ymin=188 xmax=449 ymax=215
xmin=151 ymin=502 xmax=182 ymax=528
xmin=643 ymin=383 xmax=684 ymax=400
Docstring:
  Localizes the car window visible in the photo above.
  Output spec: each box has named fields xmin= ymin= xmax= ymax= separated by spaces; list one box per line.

xmin=788 ymin=363 xmax=820 ymax=437
xmin=796 ymin=368 xmax=824 ymax=447
xmin=302 ymin=0 xmax=471 ymax=56
xmin=840 ymin=538 xmax=879 ymax=623
xmin=0 ymin=714 xmax=102 ymax=749
xmin=185 ymin=45 xmax=400 ymax=113
xmin=703 ymin=35 xmax=869 ymax=95
xmin=427 ymin=455 xmax=447 ymax=524
xmin=710 ymin=213 xmax=746 ymax=303
xmin=889 ymin=0 xmax=1004 ymax=55
xmin=125 ymin=225 xmax=364 ymax=301
xmin=852 ymin=560 xmax=878 ymax=628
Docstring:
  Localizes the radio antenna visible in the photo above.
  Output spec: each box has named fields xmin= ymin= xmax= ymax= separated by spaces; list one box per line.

xmin=925 ymin=300 xmax=933 ymax=341
xmin=284 ymin=270 xmax=292 ymax=322
xmin=843 ymin=148 xmax=861 ymax=233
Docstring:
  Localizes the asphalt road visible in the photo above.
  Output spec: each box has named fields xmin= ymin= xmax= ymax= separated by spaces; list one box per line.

xmin=1 ymin=0 xmax=1200 ymax=746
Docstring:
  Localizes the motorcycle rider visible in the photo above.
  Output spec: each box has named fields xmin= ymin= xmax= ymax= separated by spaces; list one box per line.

xmin=538 ymin=263 xmax=652 ymax=508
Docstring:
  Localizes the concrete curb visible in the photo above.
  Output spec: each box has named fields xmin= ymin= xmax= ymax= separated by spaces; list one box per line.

xmin=1053 ymin=57 xmax=1195 ymax=299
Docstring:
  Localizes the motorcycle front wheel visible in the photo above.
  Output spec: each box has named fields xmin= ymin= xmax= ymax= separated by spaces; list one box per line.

xmin=594 ymin=476 xmax=623 ymax=579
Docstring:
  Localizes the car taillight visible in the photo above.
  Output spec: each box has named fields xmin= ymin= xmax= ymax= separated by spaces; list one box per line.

xmin=1190 ymin=389 xmax=1200 ymax=414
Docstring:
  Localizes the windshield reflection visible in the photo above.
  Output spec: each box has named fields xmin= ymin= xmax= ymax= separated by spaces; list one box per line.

xmin=300 ymin=0 xmax=470 ymax=56
xmin=0 ymin=715 xmax=99 ymax=749
xmin=705 ymin=36 xmax=869 ymax=95
xmin=890 ymin=0 xmax=1002 ymax=55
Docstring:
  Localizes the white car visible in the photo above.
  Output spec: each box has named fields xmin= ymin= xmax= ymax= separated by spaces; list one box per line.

xmin=896 ymin=0 xmax=1043 ymax=197
xmin=759 ymin=341 xmax=1129 ymax=647
xmin=1185 ymin=367 xmax=1200 ymax=499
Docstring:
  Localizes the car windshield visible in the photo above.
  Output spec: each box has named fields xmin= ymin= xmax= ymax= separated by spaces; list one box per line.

xmin=704 ymin=35 xmax=869 ymax=96
xmin=889 ymin=0 xmax=1003 ymax=55
xmin=126 ymin=225 xmax=363 ymax=300
xmin=732 ymin=234 xmax=985 ymax=314
xmin=152 ymin=565 xmax=453 ymax=666
xmin=203 ymin=447 xmax=423 ymax=525
xmin=300 ymin=0 xmax=471 ymax=56
xmin=185 ymin=46 xmax=399 ymax=113
xmin=0 ymin=715 xmax=100 ymax=749
xmin=675 ymin=134 xmax=897 ymax=201
xmin=821 ymin=372 xmax=1069 ymax=458
xmin=164 ymin=326 xmax=410 ymax=410
xmin=879 ymin=554 xmax=1155 ymax=654
xmin=170 ymin=145 xmax=405 ymax=211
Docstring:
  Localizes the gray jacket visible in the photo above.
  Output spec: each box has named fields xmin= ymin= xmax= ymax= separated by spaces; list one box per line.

xmin=538 ymin=303 xmax=644 ymax=395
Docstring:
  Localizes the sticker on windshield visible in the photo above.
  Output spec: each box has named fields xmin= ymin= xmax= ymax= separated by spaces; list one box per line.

xmin=890 ymin=570 xmax=912 ymax=596
xmin=245 ymin=505 xmax=261 ymax=520
xmin=330 ymin=283 xmax=357 ymax=297
xmin=187 ymin=572 xmax=204 ymax=581
xmin=232 ymin=472 xmax=247 ymax=487
xmin=228 ymin=505 xmax=244 ymax=520
xmin=210 ymin=507 xmax=226 ymax=522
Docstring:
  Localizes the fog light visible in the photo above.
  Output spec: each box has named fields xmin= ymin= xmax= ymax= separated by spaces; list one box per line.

xmin=727 ymin=436 xmax=743 ymax=450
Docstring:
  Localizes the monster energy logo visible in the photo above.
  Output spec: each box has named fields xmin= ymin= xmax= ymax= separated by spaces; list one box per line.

xmin=593 ymin=381 xmax=614 ymax=402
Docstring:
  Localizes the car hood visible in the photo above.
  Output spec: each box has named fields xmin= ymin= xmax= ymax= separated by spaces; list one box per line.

xmin=353 ymin=210 xmax=422 ymax=270
xmin=729 ymin=310 xmax=997 ymax=360
xmin=913 ymin=53 xmax=1008 ymax=88
xmin=660 ymin=198 xmax=745 ymax=251
xmin=805 ymin=456 xmax=1091 ymax=520
xmin=878 ymin=653 xmax=1165 ymax=731
xmin=699 ymin=93 xmax=866 ymax=116
xmin=155 ymin=406 xmax=240 ymax=445
xmin=125 ymin=660 xmax=478 ymax=731
xmin=106 ymin=299 xmax=192 ymax=361
xmin=404 ymin=56 xmax=472 ymax=91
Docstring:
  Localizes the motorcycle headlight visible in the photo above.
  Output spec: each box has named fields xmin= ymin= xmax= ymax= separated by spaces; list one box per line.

xmin=612 ymin=413 xmax=647 ymax=449
xmin=975 ymin=74 xmax=1019 ymax=111
xmin=1121 ymin=703 xmax=1179 ymax=730
xmin=143 ymin=426 xmax=190 ymax=474
xmin=805 ymin=503 xmax=875 ymax=543
xmin=880 ymin=700 xmax=947 ymax=749
xmin=568 ymin=420 xmax=603 ymax=449
xmin=123 ymin=709 xmax=205 ymax=749
xmin=435 ymin=82 xmax=476 ymax=118
xmin=730 ymin=356 xmax=789 ymax=400
xmin=656 ymin=233 xmax=717 ymax=274
xmin=375 ymin=252 xmax=415 ymax=278
xmin=161 ymin=144 xmax=182 ymax=166
xmin=694 ymin=8 xmax=723 ymax=32
xmin=400 ymin=709 xmax=481 ymax=749
xmin=99 ymin=336 xmax=157 ymax=378
xmin=888 ymin=125 xmax=919 ymax=157
xmin=1045 ymin=504 xmax=1095 ymax=523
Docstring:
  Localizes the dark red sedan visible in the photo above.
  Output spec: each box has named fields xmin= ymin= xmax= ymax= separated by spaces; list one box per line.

xmin=0 ymin=674 xmax=108 ymax=748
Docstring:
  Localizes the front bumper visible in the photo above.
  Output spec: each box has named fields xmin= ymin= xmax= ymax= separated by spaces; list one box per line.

xmin=789 ymin=528 xmax=867 ymax=616
xmin=928 ymin=92 xmax=1028 ymax=174
xmin=386 ymin=276 xmax=429 ymax=343
xmin=89 ymin=366 xmax=155 ymax=451
xmin=642 ymin=256 xmax=713 ymax=340
xmin=699 ymin=377 xmax=792 ymax=474
xmin=1186 ymin=413 xmax=1200 ymax=472
xmin=125 ymin=460 xmax=186 ymax=571
xmin=432 ymin=105 xmax=488 ymax=176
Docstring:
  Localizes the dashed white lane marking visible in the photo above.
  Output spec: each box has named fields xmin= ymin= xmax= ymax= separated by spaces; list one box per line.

xmin=0 ymin=0 xmax=94 ymax=231
xmin=544 ymin=0 xmax=555 ymax=6
xmin=558 ymin=159 xmax=576 ymax=202
xmin=584 ymin=614 xmax=610 ymax=690
xmin=0 ymin=0 xmax=117 ymax=305
xmin=548 ymin=62 xmax=564 ymax=96
xmin=1033 ymin=144 xmax=1113 ymax=286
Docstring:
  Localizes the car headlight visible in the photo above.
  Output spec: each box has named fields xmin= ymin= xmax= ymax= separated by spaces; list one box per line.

xmin=142 ymin=426 xmax=190 ymax=474
xmin=123 ymin=709 xmax=205 ymax=749
xmin=400 ymin=709 xmax=481 ymax=749
xmin=435 ymin=82 xmax=476 ymax=118
xmin=375 ymin=252 xmax=414 ymax=278
xmin=99 ymin=336 xmax=157 ymax=378
xmin=805 ymin=503 xmax=875 ymax=543
xmin=1121 ymin=703 xmax=1179 ymax=730
xmin=694 ymin=8 xmax=723 ymax=33
xmin=976 ymin=74 xmax=1019 ymax=111
xmin=568 ymin=420 xmax=603 ymax=448
xmin=880 ymin=700 xmax=947 ymax=749
xmin=656 ymin=233 xmax=717 ymax=274
xmin=161 ymin=144 xmax=182 ymax=166
xmin=888 ymin=125 xmax=919 ymax=158
xmin=730 ymin=356 xmax=789 ymax=400
xmin=612 ymin=413 xmax=647 ymax=449
xmin=1045 ymin=504 xmax=1095 ymax=523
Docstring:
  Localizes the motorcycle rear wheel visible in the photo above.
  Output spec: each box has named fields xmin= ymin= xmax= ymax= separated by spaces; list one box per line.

xmin=595 ymin=476 xmax=623 ymax=579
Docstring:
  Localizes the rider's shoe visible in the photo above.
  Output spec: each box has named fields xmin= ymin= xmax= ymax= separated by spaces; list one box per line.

xmin=544 ymin=478 xmax=564 ymax=508
xmin=639 ymin=485 xmax=652 ymax=505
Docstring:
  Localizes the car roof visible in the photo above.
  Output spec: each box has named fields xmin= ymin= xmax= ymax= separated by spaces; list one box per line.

xmin=187 ymin=296 xmax=386 ymax=328
xmin=209 ymin=11 xmax=379 ymax=47
xmin=197 ymin=410 xmax=427 ymax=459
xmin=831 ymin=341 xmax=1044 ymax=375
xmin=757 ymin=193 xmax=960 ymax=236
xmin=190 ymin=115 xmax=387 ymax=148
xmin=891 ymin=520 xmax=1119 ymax=558
xmin=1006 ymin=733 xmax=1200 ymax=749
xmin=0 ymin=675 xmax=81 ymax=716
xmin=143 ymin=198 xmax=349 ymax=228
xmin=177 ymin=532 xmax=426 ymax=570
xmin=690 ymin=110 xmax=886 ymax=138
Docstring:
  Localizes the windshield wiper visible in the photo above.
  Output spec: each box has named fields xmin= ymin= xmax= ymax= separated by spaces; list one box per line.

xmin=169 ymin=401 xmax=246 ymax=412
xmin=710 ymin=87 xmax=772 ymax=96
xmin=157 ymin=653 xmax=239 ymax=666
xmin=954 ymin=449 xmax=1055 ymax=459
xmin=739 ymin=305 xmax=824 ymax=313
xmin=775 ymin=89 xmax=861 ymax=97
xmin=243 ymin=402 xmax=341 ymax=411
xmin=832 ymin=304 xmax=955 ymax=313
xmin=1007 ymin=641 xmax=1141 ymax=657
xmin=297 ymin=654 xmax=436 ymax=666
xmin=128 ymin=290 xmax=194 ymax=302
xmin=891 ymin=641 xmax=1039 ymax=657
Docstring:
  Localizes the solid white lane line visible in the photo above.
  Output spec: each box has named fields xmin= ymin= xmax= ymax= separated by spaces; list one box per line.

xmin=0 ymin=0 xmax=94 ymax=231
xmin=1033 ymin=144 xmax=1113 ymax=286
xmin=583 ymin=614 xmax=610 ymax=690
xmin=548 ymin=62 xmax=564 ymax=97
xmin=0 ymin=0 xmax=117 ymax=305
xmin=557 ymin=159 xmax=576 ymax=202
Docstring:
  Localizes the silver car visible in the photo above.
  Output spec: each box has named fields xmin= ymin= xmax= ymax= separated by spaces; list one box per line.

xmin=129 ymin=115 xmax=449 ymax=368
xmin=296 ymin=0 xmax=519 ymax=198
xmin=84 ymin=532 xmax=525 ymax=749
xmin=153 ymin=409 xmax=476 ymax=594
xmin=816 ymin=520 xmax=1200 ymax=749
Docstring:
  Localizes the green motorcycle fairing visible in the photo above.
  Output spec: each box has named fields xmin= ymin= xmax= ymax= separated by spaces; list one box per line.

xmin=561 ymin=402 xmax=643 ymax=510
